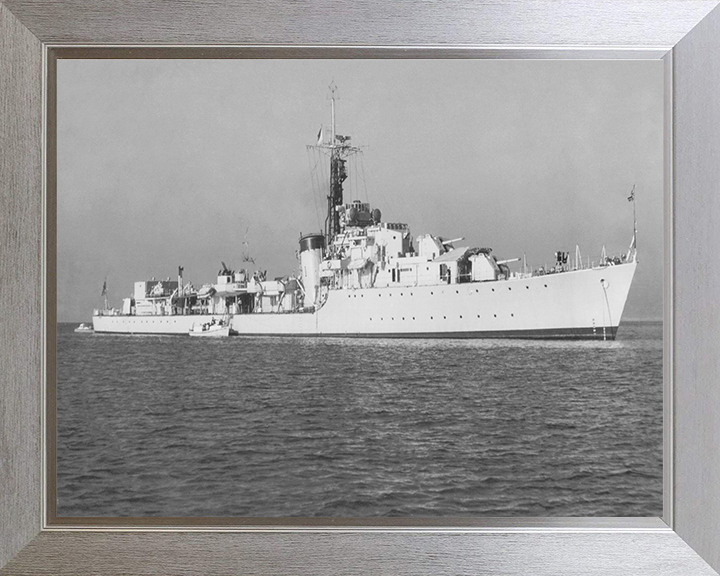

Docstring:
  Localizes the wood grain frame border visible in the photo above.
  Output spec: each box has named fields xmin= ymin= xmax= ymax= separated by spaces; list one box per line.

xmin=2 ymin=2 xmax=720 ymax=574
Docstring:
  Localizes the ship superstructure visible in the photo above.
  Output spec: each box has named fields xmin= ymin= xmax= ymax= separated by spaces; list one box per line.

xmin=92 ymin=89 xmax=637 ymax=339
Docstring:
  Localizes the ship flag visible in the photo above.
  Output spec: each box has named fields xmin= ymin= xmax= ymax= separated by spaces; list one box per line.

xmin=627 ymin=185 xmax=635 ymax=202
xmin=317 ymin=126 xmax=323 ymax=145
xmin=101 ymin=278 xmax=107 ymax=297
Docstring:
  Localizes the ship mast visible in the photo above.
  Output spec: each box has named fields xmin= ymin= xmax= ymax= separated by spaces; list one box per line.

xmin=307 ymin=82 xmax=360 ymax=243
xmin=328 ymin=83 xmax=343 ymax=241
xmin=627 ymin=184 xmax=638 ymax=262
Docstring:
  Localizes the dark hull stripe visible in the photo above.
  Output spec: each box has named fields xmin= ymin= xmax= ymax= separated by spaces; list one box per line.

xmin=231 ymin=326 xmax=618 ymax=340
xmin=233 ymin=327 xmax=617 ymax=340
xmin=93 ymin=327 xmax=618 ymax=340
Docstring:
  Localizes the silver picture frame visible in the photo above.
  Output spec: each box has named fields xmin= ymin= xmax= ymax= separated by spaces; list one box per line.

xmin=2 ymin=1 xmax=719 ymax=574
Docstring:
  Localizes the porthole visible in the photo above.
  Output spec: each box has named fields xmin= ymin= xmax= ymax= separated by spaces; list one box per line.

xmin=492 ymin=288 xmax=495 ymax=292
xmin=511 ymin=313 xmax=514 ymax=317
xmin=430 ymin=316 xmax=434 ymax=320
xmin=443 ymin=316 xmax=446 ymax=319
xmin=526 ymin=286 xmax=529 ymax=289
xmin=494 ymin=314 xmax=497 ymax=318
xmin=460 ymin=315 xmax=463 ymax=319
xmin=544 ymin=284 xmax=548 ymax=288
xmin=508 ymin=287 xmax=512 ymax=291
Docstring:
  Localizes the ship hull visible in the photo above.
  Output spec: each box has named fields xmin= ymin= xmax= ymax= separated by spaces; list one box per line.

xmin=92 ymin=262 xmax=636 ymax=340
xmin=92 ymin=315 xmax=222 ymax=335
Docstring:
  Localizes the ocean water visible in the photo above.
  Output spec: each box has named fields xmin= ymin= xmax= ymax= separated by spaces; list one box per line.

xmin=56 ymin=321 xmax=662 ymax=517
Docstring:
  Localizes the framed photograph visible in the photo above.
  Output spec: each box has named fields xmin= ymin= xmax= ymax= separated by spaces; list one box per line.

xmin=52 ymin=54 xmax=666 ymax=524
xmin=2 ymin=2 xmax=720 ymax=575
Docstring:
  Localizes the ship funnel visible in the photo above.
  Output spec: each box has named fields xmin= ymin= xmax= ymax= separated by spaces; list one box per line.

xmin=299 ymin=233 xmax=325 ymax=306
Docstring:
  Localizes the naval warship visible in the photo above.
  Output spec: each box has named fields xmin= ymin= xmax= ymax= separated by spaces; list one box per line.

xmin=92 ymin=90 xmax=637 ymax=340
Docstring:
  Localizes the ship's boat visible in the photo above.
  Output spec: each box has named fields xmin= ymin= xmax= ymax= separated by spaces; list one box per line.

xmin=92 ymin=88 xmax=638 ymax=340
xmin=189 ymin=320 xmax=230 ymax=338
xmin=74 ymin=323 xmax=94 ymax=333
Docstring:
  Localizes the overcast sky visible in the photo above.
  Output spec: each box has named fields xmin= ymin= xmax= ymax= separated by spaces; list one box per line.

xmin=57 ymin=59 xmax=663 ymax=322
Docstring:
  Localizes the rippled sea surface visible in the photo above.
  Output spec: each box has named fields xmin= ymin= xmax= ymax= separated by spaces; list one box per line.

xmin=57 ymin=321 xmax=662 ymax=517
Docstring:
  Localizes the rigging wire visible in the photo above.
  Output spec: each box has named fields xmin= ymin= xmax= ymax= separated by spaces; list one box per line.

xmin=318 ymin=150 xmax=330 ymax=223
xmin=352 ymin=154 xmax=360 ymax=203
xmin=308 ymin=150 xmax=322 ymax=231
xmin=359 ymin=150 xmax=403 ymax=222
xmin=306 ymin=148 xmax=324 ymax=232
xmin=350 ymin=154 xmax=355 ymax=202
xmin=358 ymin=153 xmax=372 ymax=209
xmin=316 ymin=149 xmax=331 ymax=230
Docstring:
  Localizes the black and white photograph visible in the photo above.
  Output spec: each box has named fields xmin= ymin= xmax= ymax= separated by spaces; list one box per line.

xmin=56 ymin=58 xmax=664 ymax=518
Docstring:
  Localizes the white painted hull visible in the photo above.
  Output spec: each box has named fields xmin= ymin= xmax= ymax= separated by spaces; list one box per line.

xmin=93 ymin=262 xmax=636 ymax=340
xmin=93 ymin=314 xmax=223 ymax=335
